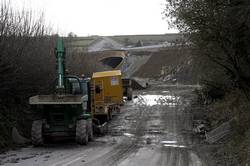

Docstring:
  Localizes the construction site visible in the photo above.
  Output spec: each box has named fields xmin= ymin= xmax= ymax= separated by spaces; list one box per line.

xmin=0 ymin=34 xmax=219 ymax=166
xmin=1 ymin=0 xmax=250 ymax=166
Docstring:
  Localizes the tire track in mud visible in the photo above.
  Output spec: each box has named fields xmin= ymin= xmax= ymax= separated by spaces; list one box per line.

xmin=156 ymin=91 xmax=201 ymax=166
xmin=84 ymin=97 xmax=151 ymax=166
xmin=78 ymin=89 xmax=203 ymax=166
xmin=84 ymin=142 xmax=139 ymax=166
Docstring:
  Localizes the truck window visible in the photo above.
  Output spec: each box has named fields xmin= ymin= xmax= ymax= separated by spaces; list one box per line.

xmin=67 ymin=78 xmax=81 ymax=95
xmin=81 ymin=82 xmax=88 ymax=95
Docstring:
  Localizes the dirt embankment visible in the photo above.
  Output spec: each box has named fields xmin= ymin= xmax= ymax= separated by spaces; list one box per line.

xmin=132 ymin=47 xmax=199 ymax=84
xmin=191 ymin=90 xmax=250 ymax=166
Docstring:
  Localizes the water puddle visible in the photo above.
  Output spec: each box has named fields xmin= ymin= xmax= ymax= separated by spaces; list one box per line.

xmin=134 ymin=94 xmax=180 ymax=106
xmin=161 ymin=140 xmax=186 ymax=148
xmin=161 ymin=140 xmax=177 ymax=144
xmin=124 ymin=116 xmax=135 ymax=120
xmin=123 ymin=133 xmax=134 ymax=137
xmin=163 ymin=144 xmax=186 ymax=148
xmin=147 ymin=130 xmax=163 ymax=134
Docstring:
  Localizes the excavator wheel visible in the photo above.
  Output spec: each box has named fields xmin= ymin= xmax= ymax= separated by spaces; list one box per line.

xmin=87 ymin=119 xmax=94 ymax=141
xmin=31 ymin=120 xmax=44 ymax=146
xmin=76 ymin=119 xmax=88 ymax=145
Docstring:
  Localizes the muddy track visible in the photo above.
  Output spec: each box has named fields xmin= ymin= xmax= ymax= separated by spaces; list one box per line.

xmin=0 ymin=85 xmax=214 ymax=166
xmin=84 ymin=142 xmax=138 ymax=166
xmin=85 ymin=97 xmax=152 ymax=166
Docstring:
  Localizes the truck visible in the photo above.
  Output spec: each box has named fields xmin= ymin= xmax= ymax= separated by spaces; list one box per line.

xmin=91 ymin=70 xmax=123 ymax=123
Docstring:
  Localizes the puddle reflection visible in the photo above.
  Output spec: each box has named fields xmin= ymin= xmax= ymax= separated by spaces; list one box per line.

xmin=134 ymin=95 xmax=180 ymax=106
xmin=161 ymin=140 xmax=177 ymax=144
xmin=161 ymin=140 xmax=186 ymax=148
xmin=123 ymin=133 xmax=134 ymax=137
xmin=163 ymin=144 xmax=186 ymax=148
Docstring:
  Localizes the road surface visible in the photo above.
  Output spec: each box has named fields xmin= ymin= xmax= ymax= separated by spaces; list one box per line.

xmin=0 ymin=83 xmax=212 ymax=166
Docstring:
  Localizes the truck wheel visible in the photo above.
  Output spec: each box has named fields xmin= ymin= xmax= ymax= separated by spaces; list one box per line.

xmin=76 ymin=119 xmax=88 ymax=145
xmin=31 ymin=120 xmax=44 ymax=146
xmin=127 ymin=88 xmax=133 ymax=100
xmin=87 ymin=119 xmax=94 ymax=141
xmin=106 ymin=114 xmax=110 ymax=122
xmin=108 ymin=109 xmax=112 ymax=121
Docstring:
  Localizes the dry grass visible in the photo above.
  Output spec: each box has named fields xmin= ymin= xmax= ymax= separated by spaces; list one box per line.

xmin=111 ymin=34 xmax=183 ymax=45
xmin=201 ymin=90 xmax=250 ymax=166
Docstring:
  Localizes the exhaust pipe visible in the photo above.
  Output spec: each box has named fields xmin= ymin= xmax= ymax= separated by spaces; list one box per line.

xmin=55 ymin=37 xmax=65 ymax=91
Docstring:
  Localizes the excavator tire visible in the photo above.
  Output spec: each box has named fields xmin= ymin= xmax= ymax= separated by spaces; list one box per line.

xmin=31 ymin=120 xmax=44 ymax=146
xmin=76 ymin=119 xmax=88 ymax=145
xmin=87 ymin=119 xmax=94 ymax=141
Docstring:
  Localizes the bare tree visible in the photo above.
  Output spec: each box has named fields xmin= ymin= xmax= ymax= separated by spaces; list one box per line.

xmin=0 ymin=0 xmax=54 ymax=147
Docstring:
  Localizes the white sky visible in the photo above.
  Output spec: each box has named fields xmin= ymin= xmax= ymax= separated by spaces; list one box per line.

xmin=10 ymin=0 xmax=178 ymax=36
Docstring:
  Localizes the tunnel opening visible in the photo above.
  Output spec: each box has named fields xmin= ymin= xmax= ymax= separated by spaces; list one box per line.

xmin=100 ymin=57 xmax=123 ymax=68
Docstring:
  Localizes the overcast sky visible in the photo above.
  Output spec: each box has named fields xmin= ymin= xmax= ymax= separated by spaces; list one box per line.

xmin=11 ymin=0 xmax=178 ymax=36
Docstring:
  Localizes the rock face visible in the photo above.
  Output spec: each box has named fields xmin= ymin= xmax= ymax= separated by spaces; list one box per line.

xmin=12 ymin=127 xmax=30 ymax=145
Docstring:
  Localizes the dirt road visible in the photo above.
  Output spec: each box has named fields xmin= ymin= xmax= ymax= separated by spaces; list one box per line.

xmin=0 ymin=84 xmax=212 ymax=166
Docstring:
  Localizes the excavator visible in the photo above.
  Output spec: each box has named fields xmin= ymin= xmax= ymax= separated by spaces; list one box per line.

xmin=29 ymin=37 xmax=126 ymax=146
xmin=29 ymin=37 xmax=93 ymax=146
